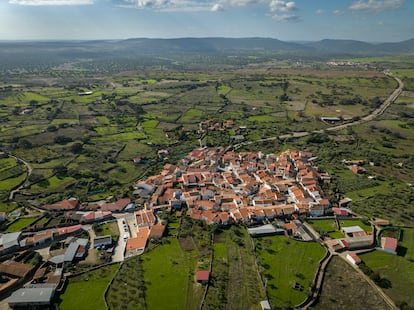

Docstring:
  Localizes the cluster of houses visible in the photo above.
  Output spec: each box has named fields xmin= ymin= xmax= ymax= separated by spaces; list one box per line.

xmin=134 ymin=148 xmax=332 ymax=228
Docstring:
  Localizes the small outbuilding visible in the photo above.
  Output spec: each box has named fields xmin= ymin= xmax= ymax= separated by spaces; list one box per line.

xmin=196 ymin=270 xmax=210 ymax=284
xmin=260 ymin=300 xmax=271 ymax=310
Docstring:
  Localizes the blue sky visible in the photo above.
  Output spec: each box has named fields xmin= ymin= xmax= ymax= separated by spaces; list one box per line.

xmin=1 ymin=0 xmax=413 ymax=41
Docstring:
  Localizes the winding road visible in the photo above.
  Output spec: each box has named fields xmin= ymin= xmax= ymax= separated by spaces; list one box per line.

xmin=4 ymin=153 xmax=33 ymax=201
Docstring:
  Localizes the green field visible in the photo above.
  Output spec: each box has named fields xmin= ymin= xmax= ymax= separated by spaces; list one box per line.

xmin=141 ymin=238 xmax=197 ymax=310
xmin=360 ymin=229 xmax=414 ymax=309
xmin=338 ymin=219 xmax=372 ymax=232
xmin=59 ymin=264 xmax=119 ymax=310
xmin=255 ymin=236 xmax=326 ymax=308
xmin=5 ymin=217 xmax=38 ymax=232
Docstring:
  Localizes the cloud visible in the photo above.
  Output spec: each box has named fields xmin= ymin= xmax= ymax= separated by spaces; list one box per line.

xmin=269 ymin=0 xmax=296 ymax=12
xmin=272 ymin=14 xmax=301 ymax=22
xmin=211 ymin=3 xmax=223 ymax=11
xmin=9 ymin=0 xmax=93 ymax=4
xmin=349 ymin=0 xmax=404 ymax=12
xmin=333 ymin=9 xmax=345 ymax=16
xmin=315 ymin=9 xmax=324 ymax=14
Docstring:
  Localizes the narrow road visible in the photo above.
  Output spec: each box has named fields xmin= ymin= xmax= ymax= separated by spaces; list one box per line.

xmin=234 ymin=72 xmax=404 ymax=150
xmin=6 ymin=153 xmax=33 ymax=201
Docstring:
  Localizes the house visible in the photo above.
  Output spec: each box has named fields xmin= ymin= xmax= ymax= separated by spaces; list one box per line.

xmin=381 ymin=237 xmax=398 ymax=254
xmin=196 ymin=270 xmax=210 ymax=284
xmin=125 ymin=227 xmax=150 ymax=258
xmin=42 ymin=198 xmax=78 ymax=211
xmin=135 ymin=209 xmax=156 ymax=227
xmin=346 ymin=252 xmax=362 ymax=265
xmin=26 ymin=230 xmax=54 ymax=247
xmin=100 ymin=198 xmax=131 ymax=212
xmin=332 ymin=207 xmax=351 ymax=217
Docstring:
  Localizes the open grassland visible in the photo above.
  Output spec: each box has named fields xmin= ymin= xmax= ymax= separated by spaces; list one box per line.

xmin=0 ymin=202 xmax=18 ymax=213
xmin=338 ymin=219 xmax=372 ymax=232
xmin=58 ymin=263 xmax=119 ymax=310
xmin=360 ymin=229 xmax=414 ymax=309
xmin=5 ymin=217 xmax=38 ymax=232
xmin=315 ymin=256 xmax=389 ymax=310
xmin=141 ymin=238 xmax=198 ymax=310
xmin=307 ymin=219 xmax=343 ymax=239
xmin=255 ymin=236 xmax=326 ymax=308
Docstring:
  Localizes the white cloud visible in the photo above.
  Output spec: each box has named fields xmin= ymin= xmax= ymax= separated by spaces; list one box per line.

xmin=349 ymin=0 xmax=404 ymax=12
xmin=217 ymin=0 xmax=261 ymax=7
xmin=272 ymin=13 xmax=300 ymax=22
xmin=315 ymin=9 xmax=324 ymax=14
xmin=269 ymin=0 xmax=296 ymax=12
xmin=211 ymin=3 xmax=223 ymax=11
xmin=135 ymin=0 xmax=170 ymax=8
xmin=333 ymin=9 xmax=345 ymax=16
xmin=9 ymin=0 xmax=93 ymax=4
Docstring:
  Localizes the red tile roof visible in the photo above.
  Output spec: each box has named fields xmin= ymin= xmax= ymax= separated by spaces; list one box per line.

xmin=196 ymin=270 xmax=210 ymax=282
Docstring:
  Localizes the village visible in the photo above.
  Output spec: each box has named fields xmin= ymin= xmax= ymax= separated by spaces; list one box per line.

xmin=0 ymin=147 xmax=402 ymax=309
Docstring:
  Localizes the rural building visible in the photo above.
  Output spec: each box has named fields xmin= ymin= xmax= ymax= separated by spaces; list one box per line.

xmin=100 ymin=198 xmax=131 ymax=212
xmin=93 ymin=235 xmax=112 ymax=248
xmin=0 ymin=232 xmax=22 ymax=255
xmin=196 ymin=270 xmax=210 ymax=284
xmin=342 ymin=226 xmax=366 ymax=237
xmin=125 ymin=227 xmax=150 ymax=258
xmin=64 ymin=238 xmax=89 ymax=263
xmin=381 ymin=237 xmax=398 ymax=254
xmin=8 ymin=287 xmax=55 ymax=308
xmin=260 ymin=300 xmax=271 ymax=310
xmin=42 ymin=198 xmax=78 ymax=211
xmin=247 ymin=224 xmax=282 ymax=237
xmin=332 ymin=207 xmax=351 ymax=217
xmin=0 ymin=260 xmax=34 ymax=278
xmin=149 ymin=223 xmax=166 ymax=239
xmin=346 ymin=252 xmax=362 ymax=265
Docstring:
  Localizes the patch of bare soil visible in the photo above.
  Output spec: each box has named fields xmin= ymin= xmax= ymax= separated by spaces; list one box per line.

xmin=314 ymin=256 xmax=390 ymax=310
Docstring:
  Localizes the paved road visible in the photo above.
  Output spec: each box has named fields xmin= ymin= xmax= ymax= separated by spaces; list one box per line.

xmin=234 ymin=72 xmax=404 ymax=150
xmin=112 ymin=217 xmax=130 ymax=262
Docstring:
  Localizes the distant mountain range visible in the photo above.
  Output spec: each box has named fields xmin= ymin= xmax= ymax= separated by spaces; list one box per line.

xmin=110 ymin=37 xmax=414 ymax=55
xmin=1 ymin=37 xmax=414 ymax=68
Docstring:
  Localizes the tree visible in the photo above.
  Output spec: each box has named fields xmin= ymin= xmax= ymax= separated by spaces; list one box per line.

xmin=18 ymin=139 xmax=32 ymax=149
xmin=70 ymin=142 xmax=83 ymax=154
xmin=53 ymin=165 xmax=68 ymax=178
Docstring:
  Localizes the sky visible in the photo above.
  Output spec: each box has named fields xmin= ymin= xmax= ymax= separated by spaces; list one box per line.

xmin=0 ymin=0 xmax=413 ymax=41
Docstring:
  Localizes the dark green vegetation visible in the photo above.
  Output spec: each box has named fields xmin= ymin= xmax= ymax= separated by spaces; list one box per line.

xmin=315 ymin=256 xmax=389 ymax=310
xmin=106 ymin=257 xmax=146 ymax=310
